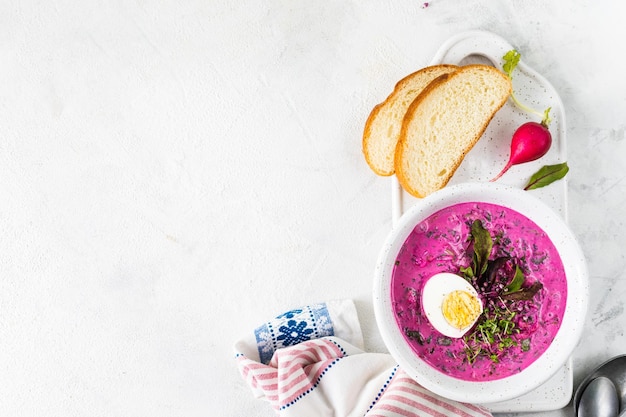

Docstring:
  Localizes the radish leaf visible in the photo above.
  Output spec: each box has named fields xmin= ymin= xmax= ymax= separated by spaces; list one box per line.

xmin=541 ymin=107 xmax=552 ymax=127
xmin=502 ymin=50 xmax=521 ymax=78
xmin=524 ymin=162 xmax=569 ymax=190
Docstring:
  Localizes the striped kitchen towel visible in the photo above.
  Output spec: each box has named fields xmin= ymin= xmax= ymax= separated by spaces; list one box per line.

xmin=234 ymin=299 xmax=492 ymax=417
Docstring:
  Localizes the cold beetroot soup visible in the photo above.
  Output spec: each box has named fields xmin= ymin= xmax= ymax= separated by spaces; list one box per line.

xmin=391 ymin=201 xmax=567 ymax=381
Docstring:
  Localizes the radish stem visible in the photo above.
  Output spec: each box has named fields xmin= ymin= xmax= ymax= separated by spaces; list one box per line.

xmin=509 ymin=94 xmax=544 ymax=121
xmin=502 ymin=50 xmax=552 ymax=127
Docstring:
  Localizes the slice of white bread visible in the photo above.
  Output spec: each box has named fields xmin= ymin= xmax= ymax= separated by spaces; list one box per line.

xmin=395 ymin=64 xmax=512 ymax=198
xmin=362 ymin=65 xmax=458 ymax=176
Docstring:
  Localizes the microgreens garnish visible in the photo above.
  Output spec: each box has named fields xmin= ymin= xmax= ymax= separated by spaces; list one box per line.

xmin=463 ymin=303 xmax=519 ymax=364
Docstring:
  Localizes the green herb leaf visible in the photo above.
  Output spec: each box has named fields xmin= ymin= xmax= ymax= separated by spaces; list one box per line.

xmin=470 ymin=220 xmax=493 ymax=277
xmin=524 ymin=162 xmax=569 ymax=190
xmin=502 ymin=50 xmax=521 ymax=78
xmin=504 ymin=265 xmax=524 ymax=293
xmin=459 ymin=265 xmax=474 ymax=278
xmin=404 ymin=329 xmax=424 ymax=345
xmin=501 ymin=281 xmax=544 ymax=301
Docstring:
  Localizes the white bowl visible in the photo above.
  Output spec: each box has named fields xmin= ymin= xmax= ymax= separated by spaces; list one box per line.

xmin=373 ymin=182 xmax=588 ymax=404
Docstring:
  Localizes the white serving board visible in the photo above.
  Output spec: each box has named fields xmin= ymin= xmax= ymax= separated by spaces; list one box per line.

xmin=390 ymin=30 xmax=571 ymax=413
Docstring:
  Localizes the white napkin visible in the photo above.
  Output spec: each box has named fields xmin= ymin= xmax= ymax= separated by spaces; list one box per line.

xmin=234 ymin=300 xmax=492 ymax=417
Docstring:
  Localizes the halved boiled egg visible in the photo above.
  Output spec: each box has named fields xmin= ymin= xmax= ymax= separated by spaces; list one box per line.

xmin=422 ymin=272 xmax=483 ymax=338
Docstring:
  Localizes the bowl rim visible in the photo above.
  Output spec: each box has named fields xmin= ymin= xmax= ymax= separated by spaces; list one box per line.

xmin=373 ymin=182 xmax=589 ymax=404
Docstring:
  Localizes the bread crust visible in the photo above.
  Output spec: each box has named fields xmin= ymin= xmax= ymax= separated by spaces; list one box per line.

xmin=362 ymin=64 xmax=458 ymax=176
xmin=394 ymin=64 xmax=512 ymax=198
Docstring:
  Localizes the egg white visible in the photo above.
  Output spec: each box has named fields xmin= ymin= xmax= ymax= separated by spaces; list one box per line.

xmin=422 ymin=272 xmax=483 ymax=338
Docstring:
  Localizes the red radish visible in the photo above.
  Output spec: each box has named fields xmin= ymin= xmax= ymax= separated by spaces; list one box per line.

xmin=491 ymin=116 xmax=552 ymax=182
xmin=494 ymin=50 xmax=554 ymax=182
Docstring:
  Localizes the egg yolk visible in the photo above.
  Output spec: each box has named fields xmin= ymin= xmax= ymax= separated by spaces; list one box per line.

xmin=441 ymin=290 xmax=482 ymax=329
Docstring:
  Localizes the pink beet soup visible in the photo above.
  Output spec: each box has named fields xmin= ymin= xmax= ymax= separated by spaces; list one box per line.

xmin=391 ymin=202 xmax=567 ymax=381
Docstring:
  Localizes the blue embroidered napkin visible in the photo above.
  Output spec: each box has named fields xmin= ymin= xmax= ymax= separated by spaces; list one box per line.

xmin=234 ymin=300 xmax=492 ymax=417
